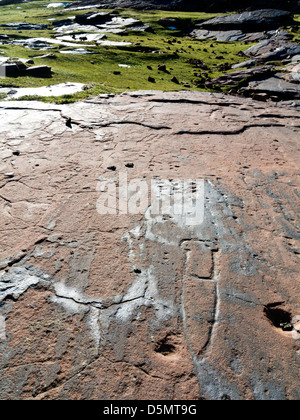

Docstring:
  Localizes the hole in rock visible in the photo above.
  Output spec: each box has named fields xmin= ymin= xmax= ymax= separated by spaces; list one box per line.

xmin=107 ymin=166 xmax=117 ymax=171
xmin=264 ymin=303 xmax=293 ymax=331
xmin=155 ymin=335 xmax=177 ymax=356
xmin=221 ymin=394 xmax=231 ymax=400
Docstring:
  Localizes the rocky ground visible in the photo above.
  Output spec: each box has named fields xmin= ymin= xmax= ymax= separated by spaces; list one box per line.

xmin=0 ymin=6 xmax=299 ymax=104
xmin=0 ymin=0 xmax=299 ymax=402
xmin=0 ymin=91 xmax=299 ymax=400
xmin=190 ymin=10 xmax=300 ymax=103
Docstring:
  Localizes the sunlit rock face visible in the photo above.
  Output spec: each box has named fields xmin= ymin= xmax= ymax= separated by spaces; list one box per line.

xmin=0 ymin=91 xmax=299 ymax=400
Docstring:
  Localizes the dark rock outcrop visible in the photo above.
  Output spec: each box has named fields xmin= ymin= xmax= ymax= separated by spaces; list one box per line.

xmin=25 ymin=65 xmax=52 ymax=78
xmin=0 ymin=62 xmax=27 ymax=77
xmin=74 ymin=11 xmax=115 ymax=26
xmin=197 ymin=10 xmax=294 ymax=31
xmin=242 ymin=75 xmax=300 ymax=99
xmin=191 ymin=9 xmax=296 ymax=42
xmin=0 ymin=58 xmax=52 ymax=78
xmin=212 ymin=65 xmax=276 ymax=86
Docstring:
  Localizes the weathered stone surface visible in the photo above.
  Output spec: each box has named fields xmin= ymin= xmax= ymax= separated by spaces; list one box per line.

xmin=191 ymin=28 xmax=291 ymax=43
xmin=190 ymin=8 xmax=295 ymax=43
xmin=244 ymin=40 xmax=300 ymax=61
xmin=201 ymin=32 xmax=300 ymax=101
xmin=212 ymin=66 xmax=276 ymax=86
xmin=197 ymin=10 xmax=293 ymax=31
xmin=0 ymin=91 xmax=299 ymax=400
xmin=243 ymin=76 xmax=300 ymax=99
xmin=0 ymin=58 xmax=51 ymax=78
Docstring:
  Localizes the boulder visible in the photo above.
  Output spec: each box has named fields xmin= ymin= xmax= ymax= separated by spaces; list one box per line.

xmin=75 ymin=12 xmax=114 ymax=26
xmin=0 ymin=63 xmax=25 ymax=77
xmin=197 ymin=10 xmax=294 ymax=31
xmin=0 ymin=57 xmax=29 ymax=77
xmin=25 ymin=66 xmax=52 ymax=78
xmin=0 ymin=58 xmax=52 ymax=78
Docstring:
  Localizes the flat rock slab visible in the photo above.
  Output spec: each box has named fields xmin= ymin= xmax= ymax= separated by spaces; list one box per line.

xmin=1 ymin=37 xmax=96 ymax=49
xmin=244 ymin=40 xmax=300 ymax=61
xmin=0 ymin=58 xmax=51 ymax=78
xmin=0 ymin=82 xmax=85 ymax=100
xmin=196 ymin=9 xmax=293 ymax=31
xmin=191 ymin=28 xmax=291 ymax=43
xmin=212 ymin=65 xmax=275 ymax=86
xmin=53 ymin=22 xmax=126 ymax=35
xmin=0 ymin=23 xmax=48 ymax=30
xmin=0 ymin=91 xmax=299 ymax=400
xmin=244 ymin=76 xmax=300 ymax=99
